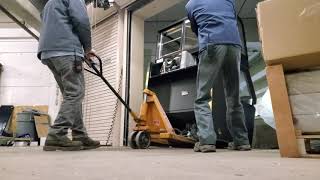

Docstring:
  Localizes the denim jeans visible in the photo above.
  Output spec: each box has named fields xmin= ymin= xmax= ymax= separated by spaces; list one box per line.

xmin=44 ymin=55 xmax=87 ymax=138
xmin=194 ymin=45 xmax=249 ymax=146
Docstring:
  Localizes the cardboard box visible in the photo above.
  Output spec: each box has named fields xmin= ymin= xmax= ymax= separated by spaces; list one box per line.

xmin=257 ymin=0 xmax=320 ymax=70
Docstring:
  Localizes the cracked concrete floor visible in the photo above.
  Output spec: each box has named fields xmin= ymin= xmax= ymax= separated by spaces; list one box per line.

xmin=0 ymin=147 xmax=319 ymax=180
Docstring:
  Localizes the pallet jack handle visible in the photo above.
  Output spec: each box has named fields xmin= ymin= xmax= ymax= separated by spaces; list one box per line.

xmin=84 ymin=54 xmax=140 ymax=121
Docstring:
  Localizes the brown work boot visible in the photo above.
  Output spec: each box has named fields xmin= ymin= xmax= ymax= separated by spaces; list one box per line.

xmin=228 ymin=142 xmax=251 ymax=151
xmin=43 ymin=134 xmax=82 ymax=151
xmin=194 ymin=142 xmax=216 ymax=153
xmin=73 ymin=136 xmax=100 ymax=150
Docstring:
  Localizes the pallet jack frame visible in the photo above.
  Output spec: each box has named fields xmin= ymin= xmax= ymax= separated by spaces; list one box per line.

xmin=84 ymin=55 xmax=196 ymax=149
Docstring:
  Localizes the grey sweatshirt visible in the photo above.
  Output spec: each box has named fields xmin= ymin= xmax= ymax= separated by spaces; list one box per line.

xmin=37 ymin=0 xmax=92 ymax=60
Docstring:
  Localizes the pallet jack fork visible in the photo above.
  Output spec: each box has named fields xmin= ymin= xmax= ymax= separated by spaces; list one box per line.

xmin=85 ymin=55 xmax=196 ymax=149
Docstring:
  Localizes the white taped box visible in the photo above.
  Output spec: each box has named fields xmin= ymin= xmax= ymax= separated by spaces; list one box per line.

xmin=294 ymin=115 xmax=320 ymax=133
xmin=286 ymin=68 xmax=320 ymax=133
xmin=286 ymin=69 xmax=320 ymax=95
xmin=289 ymin=93 xmax=320 ymax=133
xmin=289 ymin=93 xmax=320 ymax=115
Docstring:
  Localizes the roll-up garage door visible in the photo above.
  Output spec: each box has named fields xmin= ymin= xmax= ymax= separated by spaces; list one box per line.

xmin=83 ymin=14 xmax=119 ymax=145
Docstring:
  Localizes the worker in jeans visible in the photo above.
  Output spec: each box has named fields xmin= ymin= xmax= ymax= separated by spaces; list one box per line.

xmin=186 ymin=0 xmax=251 ymax=153
xmin=38 ymin=0 xmax=100 ymax=151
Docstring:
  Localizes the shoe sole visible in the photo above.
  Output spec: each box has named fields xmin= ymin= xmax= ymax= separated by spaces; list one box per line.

xmin=193 ymin=148 xmax=201 ymax=152
xmin=236 ymin=148 xmax=252 ymax=151
xmin=228 ymin=147 xmax=252 ymax=151
xmin=43 ymin=146 xmax=82 ymax=151
xmin=201 ymin=149 xmax=216 ymax=153
xmin=82 ymin=145 xmax=101 ymax=150
xmin=194 ymin=146 xmax=216 ymax=153
xmin=193 ymin=142 xmax=201 ymax=152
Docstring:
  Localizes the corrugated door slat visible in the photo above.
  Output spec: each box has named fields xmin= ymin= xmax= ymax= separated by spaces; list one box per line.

xmin=83 ymin=14 xmax=119 ymax=145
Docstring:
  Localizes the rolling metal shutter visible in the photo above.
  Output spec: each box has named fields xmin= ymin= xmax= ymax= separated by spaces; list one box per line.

xmin=83 ymin=14 xmax=119 ymax=145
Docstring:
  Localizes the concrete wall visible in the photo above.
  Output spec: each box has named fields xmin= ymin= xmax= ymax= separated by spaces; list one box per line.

xmin=128 ymin=14 xmax=144 ymax=131
xmin=0 ymin=28 xmax=58 ymax=118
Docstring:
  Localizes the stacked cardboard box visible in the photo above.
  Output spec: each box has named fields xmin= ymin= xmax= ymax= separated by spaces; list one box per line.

xmin=257 ymin=0 xmax=320 ymax=70
xmin=257 ymin=0 xmax=320 ymax=157
xmin=258 ymin=0 xmax=320 ymax=132
xmin=286 ymin=69 xmax=320 ymax=133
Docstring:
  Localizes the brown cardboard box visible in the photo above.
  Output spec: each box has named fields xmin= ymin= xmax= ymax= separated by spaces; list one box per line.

xmin=257 ymin=0 xmax=320 ymax=70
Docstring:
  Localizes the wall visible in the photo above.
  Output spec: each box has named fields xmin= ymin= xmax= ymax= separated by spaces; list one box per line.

xmin=0 ymin=28 xmax=58 ymax=119
xmin=128 ymin=14 xmax=144 ymax=131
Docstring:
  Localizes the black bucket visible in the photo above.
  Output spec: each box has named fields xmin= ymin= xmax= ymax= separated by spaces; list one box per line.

xmin=16 ymin=112 xmax=38 ymax=141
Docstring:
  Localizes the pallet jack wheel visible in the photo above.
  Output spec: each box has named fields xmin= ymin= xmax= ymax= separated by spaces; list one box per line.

xmin=135 ymin=131 xmax=151 ymax=149
xmin=128 ymin=131 xmax=139 ymax=149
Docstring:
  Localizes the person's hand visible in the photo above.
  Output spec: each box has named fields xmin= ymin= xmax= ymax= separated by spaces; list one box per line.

xmin=84 ymin=49 xmax=96 ymax=68
xmin=85 ymin=49 xmax=96 ymax=59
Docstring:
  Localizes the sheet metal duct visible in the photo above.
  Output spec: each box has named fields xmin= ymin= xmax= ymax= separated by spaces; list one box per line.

xmin=0 ymin=0 xmax=41 ymax=31
xmin=0 ymin=4 xmax=39 ymax=40
xmin=30 ymin=0 xmax=110 ymax=11
xmin=29 ymin=0 xmax=48 ymax=12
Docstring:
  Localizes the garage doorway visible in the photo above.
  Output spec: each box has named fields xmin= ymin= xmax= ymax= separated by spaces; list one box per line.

xmin=125 ymin=0 xmax=270 ymax=147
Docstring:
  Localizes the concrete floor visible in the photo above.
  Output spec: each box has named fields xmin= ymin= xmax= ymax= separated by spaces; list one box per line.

xmin=0 ymin=147 xmax=319 ymax=180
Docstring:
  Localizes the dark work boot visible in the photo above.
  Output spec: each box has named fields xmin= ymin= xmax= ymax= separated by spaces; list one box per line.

xmin=228 ymin=142 xmax=251 ymax=151
xmin=73 ymin=136 xmax=100 ymax=150
xmin=194 ymin=142 xmax=216 ymax=153
xmin=43 ymin=134 xmax=82 ymax=151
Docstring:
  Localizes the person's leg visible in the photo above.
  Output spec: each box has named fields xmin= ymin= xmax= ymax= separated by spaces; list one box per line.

xmin=71 ymin=64 xmax=87 ymax=138
xmin=47 ymin=56 xmax=85 ymax=136
xmin=221 ymin=45 xmax=250 ymax=150
xmin=48 ymin=57 xmax=87 ymax=137
xmin=71 ymin=99 xmax=87 ymax=138
xmin=46 ymin=60 xmax=65 ymax=96
xmin=194 ymin=45 xmax=227 ymax=152
xmin=43 ymin=56 xmax=84 ymax=151
xmin=70 ymin=57 xmax=100 ymax=149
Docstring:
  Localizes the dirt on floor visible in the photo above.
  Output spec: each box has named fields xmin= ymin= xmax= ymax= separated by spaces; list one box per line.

xmin=0 ymin=147 xmax=319 ymax=180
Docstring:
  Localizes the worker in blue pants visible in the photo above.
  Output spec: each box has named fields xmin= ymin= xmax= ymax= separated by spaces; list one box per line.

xmin=186 ymin=0 xmax=251 ymax=153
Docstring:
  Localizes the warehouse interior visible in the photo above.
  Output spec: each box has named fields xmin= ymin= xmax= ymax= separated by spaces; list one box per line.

xmin=1 ymin=0 xmax=320 ymax=179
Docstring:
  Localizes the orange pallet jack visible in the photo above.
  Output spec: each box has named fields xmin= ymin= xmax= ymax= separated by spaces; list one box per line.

xmin=85 ymin=55 xmax=196 ymax=149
